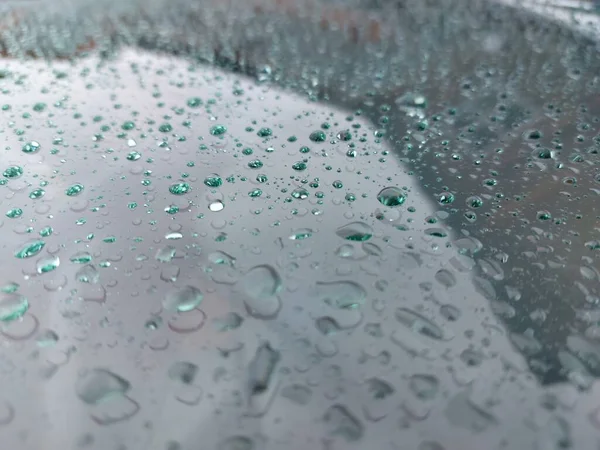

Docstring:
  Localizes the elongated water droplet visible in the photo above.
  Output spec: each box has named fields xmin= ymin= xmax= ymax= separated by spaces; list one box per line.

xmin=336 ymin=222 xmax=373 ymax=241
xmin=323 ymin=404 xmax=364 ymax=441
xmin=14 ymin=239 xmax=45 ymax=259
xmin=0 ymin=293 xmax=29 ymax=321
xmin=248 ymin=342 xmax=280 ymax=395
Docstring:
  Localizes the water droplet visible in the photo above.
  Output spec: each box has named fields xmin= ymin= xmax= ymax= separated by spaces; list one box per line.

xmin=3 ymin=166 xmax=23 ymax=179
xmin=36 ymin=255 xmax=60 ymax=274
xmin=236 ymin=265 xmax=282 ymax=319
xmin=281 ymin=384 xmax=312 ymax=405
xmin=22 ymin=141 xmax=41 ymax=154
xmin=323 ymin=404 xmax=364 ymax=441
xmin=377 ymin=187 xmax=406 ymax=207
xmin=248 ymin=342 xmax=280 ymax=395
xmin=168 ymin=362 xmax=198 ymax=385
xmin=65 ymin=183 xmax=84 ymax=197
xmin=213 ymin=312 xmax=244 ymax=332
xmin=409 ymin=374 xmax=439 ymax=400
xmin=126 ymin=151 xmax=141 ymax=161
xmin=163 ymin=286 xmax=203 ymax=312
xmin=169 ymin=183 xmax=191 ymax=195
xmin=14 ymin=239 xmax=45 ymax=259
xmin=0 ymin=293 xmax=29 ymax=321
xmin=209 ymin=201 xmax=224 ymax=212
xmin=395 ymin=308 xmax=444 ymax=340
xmin=75 ymin=369 xmax=130 ymax=405
xmin=315 ymin=281 xmax=366 ymax=309
xmin=203 ymin=175 xmax=222 ymax=187
xmin=336 ymin=222 xmax=373 ymax=241
xmin=289 ymin=228 xmax=313 ymax=240
xmin=210 ymin=125 xmax=227 ymax=136
xmin=217 ymin=436 xmax=255 ymax=450
xmin=309 ymin=130 xmax=327 ymax=142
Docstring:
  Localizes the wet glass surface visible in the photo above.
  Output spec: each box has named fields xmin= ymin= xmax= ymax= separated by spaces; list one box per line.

xmin=0 ymin=0 xmax=599 ymax=448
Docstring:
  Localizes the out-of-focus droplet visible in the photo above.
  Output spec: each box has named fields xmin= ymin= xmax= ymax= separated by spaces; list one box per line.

xmin=163 ymin=286 xmax=204 ymax=312
xmin=75 ymin=369 xmax=130 ymax=405
xmin=0 ymin=293 xmax=29 ymax=321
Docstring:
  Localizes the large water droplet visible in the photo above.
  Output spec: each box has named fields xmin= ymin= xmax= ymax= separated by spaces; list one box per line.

xmin=323 ymin=404 xmax=364 ymax=441
xmin=248 ymin=342 xmax=280 ymax=395
xmin=409 ymin=374 xmax=439 ymax=400
xmin=395 ymin=307 xmax=444 ymax=340
xmin=75 ymin=369 xmax=130 ymax=405
xmin=0 ymin=293 xmax=29 ymax=321
xmin=377 ymin=187 xmax=407 ymax=207
xmin=336 ymin=222 xmax=373 ymax=241
xmin=236 ymin=265 xmax=282 ymax=319
xmin=163 ymin=286 xmax=204 ymax=312
xmin=14 ymin=239 xmax=45 ymax=259
xmin=315 ymin=281 xmax=366 ymax=309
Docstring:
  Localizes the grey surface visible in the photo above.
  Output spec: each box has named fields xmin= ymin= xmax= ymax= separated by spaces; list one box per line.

xmin=0 ymin=0 xmax=599 ymax=449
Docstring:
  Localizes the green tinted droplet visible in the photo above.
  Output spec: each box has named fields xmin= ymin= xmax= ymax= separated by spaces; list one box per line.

xmin=537 ymin=210 xmax=552 ymax=221
xmin=22 ymin=141 xmax=41 ymax=154
xmin=6 ymin=208 xmax=23 ymax=219
xmin=377 ymin=187 xmax=406 ymax=207
xmin=309 ymin=130 xmax=326 ymax=142
xmin=292 ymin=162 xmax=307 ymax=171
xmin=299 ymin=146 xmax=310 ymax=154
xmin=203 ymin=175 xmax=223 ymax=187
xmin=289 ymin=228 xmax=313 ymax=240
xmin=36 ymin=255 xmax=60 ymax=273
xmin=438 ymin=192 xmax=455 ymax=205
xmin=165 ymin=205 xmax=179 ymax=215
xmin=126 ymin=151 xmax=141 ymax=161
xmin=332 ymin=180 xmax=343 ymax=189
xmin=65 ymin=183 xmax=84 ymax=197
xmin=336 ymin=222 xmax=373 ymax=241
xmin=248 ymin=160 xmax=263 ymax=169
xmin=210 ymin=125 xmax=227 ymax=136
xmin=249 ymin=188 xmax=263 ymax=198
xmin=242 ymin=147 xmax=253 ymax=155
xmin=345 ymin=193 xmax=356 ymax=202
xmin=257 ymin=128 xmax=272 ymax=137
xmin=187 ymin=97 xmax=203 ymax=108
xmin=291 ymin=188 xmax=309 ymax=199
xmin=39 ymin=226 xmax=53 ymax=237
xmin=0 ymin=282 xmax=19 ymax=294
xmin=169 ymin=182 xmax=191 ymax=195
xmin=256 ymin=174 xmax=268 ymax=183
xmin=3 ymin=166 xmax=23 ymax=178
xmin=466 ymin=196 xmax=483 ymax=208
xmin=0 ymin=293 xmax=29 ymax=321
xmin=29 ymin=189 xmax=45 ymax=199
xmin=32 ymin=102 xmax=46 ymax=112
xmin=159 ymin=123 xmax=172 ymax=133
xmin=121 ymin=121 xmax=135 ymax=130
xmin=14 ymin=240 xmax=45 ymax=259
xmin=336 ymin=130 xmax=352 ymax=141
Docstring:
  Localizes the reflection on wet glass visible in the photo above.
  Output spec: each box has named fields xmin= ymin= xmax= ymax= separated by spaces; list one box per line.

xmin=0 ymin=0 xmax=599 ymax=448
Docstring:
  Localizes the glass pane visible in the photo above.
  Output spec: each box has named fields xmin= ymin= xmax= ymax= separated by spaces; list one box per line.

xmin=0 ymin=0 xmax=599 ymax=448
